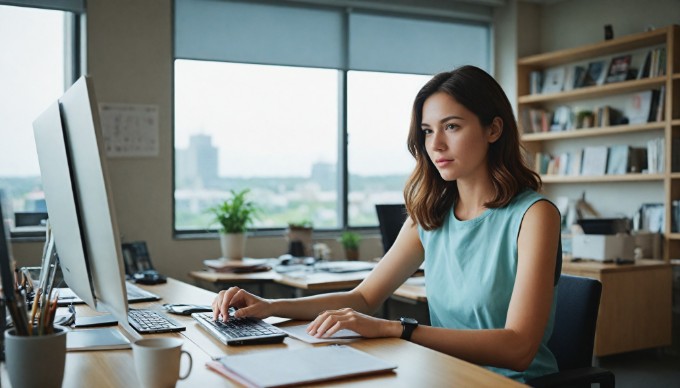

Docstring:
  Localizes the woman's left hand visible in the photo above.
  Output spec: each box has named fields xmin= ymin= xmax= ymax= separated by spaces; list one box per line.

xmin=306 ymin=308 xmax=401 ymax=339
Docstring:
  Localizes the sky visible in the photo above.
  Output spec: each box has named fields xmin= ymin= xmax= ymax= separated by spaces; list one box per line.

xmin=0 ymin=5 xmax=64 ymax=177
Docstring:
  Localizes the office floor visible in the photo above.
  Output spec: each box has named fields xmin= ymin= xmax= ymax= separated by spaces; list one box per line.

xmin=596 ymin=348 xmax=680 ymax=388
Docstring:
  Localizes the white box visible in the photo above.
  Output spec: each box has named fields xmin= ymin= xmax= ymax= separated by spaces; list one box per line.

xmin=572 ymin=234 xmax=634 ymax=261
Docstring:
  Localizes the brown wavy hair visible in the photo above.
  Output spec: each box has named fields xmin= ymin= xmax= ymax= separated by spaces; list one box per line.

xmin=404 ymin=65 xmax=541 ymax=230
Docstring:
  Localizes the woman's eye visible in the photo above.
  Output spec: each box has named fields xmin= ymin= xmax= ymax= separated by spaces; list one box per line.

xmin=422 ymin=128 xmax=433 ymax=135
xmin=445 ymin=123 xmax=458 ymax=130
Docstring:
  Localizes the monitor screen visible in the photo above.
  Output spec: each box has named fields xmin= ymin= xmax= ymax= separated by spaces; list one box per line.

xmin=33 ymin=76 xmax=133 ymax=336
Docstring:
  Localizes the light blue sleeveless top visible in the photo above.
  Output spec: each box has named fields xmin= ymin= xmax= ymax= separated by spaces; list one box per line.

xmin=418 ymin=190 xmax=559 ymax=382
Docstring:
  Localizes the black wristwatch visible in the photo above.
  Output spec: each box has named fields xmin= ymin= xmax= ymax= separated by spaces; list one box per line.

xmin=399 ymin=317 xmax=418 ymax=341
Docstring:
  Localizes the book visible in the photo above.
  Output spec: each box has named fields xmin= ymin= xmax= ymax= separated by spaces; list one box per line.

xmin=529 ymin=70 xmax=542 ymax=94
xmin=581 ymin=146 xmax=609 ymax=176
xmin=605 ymin=54 xmax=632 ymax=83
xmin=624 ymin=90 xmax=654 ymax=124
xmin=637 ymin=50 xmax=652 ymax=79
xmin=541 ymin=67 xmax=566 ymax=94
xmin=203 ymin=258 xmax=272 ymax=273
xmin=550 ymin=106 xmax=572 ymax=131
xmin=606 ymin=145 xmax=630 ymax=175
xmin=571 ymin=65 xmax=587 ymax=89
xmin=207 ymin=345 xmax=397 ymax=387
xmin=66 ymin=328 xmax=131 ymax=351
xmin=582 ymin=60 xmax=607 ymax=87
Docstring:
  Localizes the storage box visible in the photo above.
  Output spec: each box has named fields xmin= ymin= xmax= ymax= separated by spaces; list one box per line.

xmin=572 ymin=234 xmax=634 ymax=261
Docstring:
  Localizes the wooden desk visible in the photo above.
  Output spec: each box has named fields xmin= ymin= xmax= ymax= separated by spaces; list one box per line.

xmin=562 ymin=259 xmax=673 ymax=356
xmin=1 ymin=278 xmax=523 ymax=387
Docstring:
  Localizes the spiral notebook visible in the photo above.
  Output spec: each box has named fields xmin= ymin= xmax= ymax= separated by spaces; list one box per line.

xmin=207 ymin=345 xmax=397 ymax=387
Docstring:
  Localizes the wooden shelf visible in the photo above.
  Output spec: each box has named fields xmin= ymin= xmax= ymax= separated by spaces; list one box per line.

xmin=672 ymin=119 xmax=680 ymax=126
xmin=541 ymin=173 xmax=664 ymax=183
xmin=518 ymin=27 xmax=670 ymax=68
xmin=673 ymin=73 xmax=680 ymax=80
xmin=521 ymin=122 xmax=664 ymax=142
xmin=518 ymin=77 xmax=666 ymax=104
xmin=667 ymin=233 xmax=680 ymax=240
xmin=670 ymin=172 xmax=680 ymax=179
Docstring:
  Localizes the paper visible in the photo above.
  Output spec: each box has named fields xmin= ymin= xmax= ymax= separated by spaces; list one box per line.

xmin=280 ymin=324 xmax=362 ymax=344
xmin=98 ymin=103 xmax=159 ymax=157
xmin=210 ymin=345 xmax=396 ymax=387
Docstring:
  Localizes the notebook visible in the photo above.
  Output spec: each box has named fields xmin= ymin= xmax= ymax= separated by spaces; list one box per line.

xmin=207 ymin=345 xmax=397 ymax=387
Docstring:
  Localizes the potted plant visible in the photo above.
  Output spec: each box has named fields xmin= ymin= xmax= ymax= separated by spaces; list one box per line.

xmin=339 ymin=231 xmax=361 ymax=261
xmin=286 ymin=219 xmax=313 ymax=257
xmin=209 ymin=189 xmax=259 ymax=260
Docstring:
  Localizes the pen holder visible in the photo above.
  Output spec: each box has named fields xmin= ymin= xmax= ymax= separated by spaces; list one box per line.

xmin=4 ymin=327 xmax=67 ymax=388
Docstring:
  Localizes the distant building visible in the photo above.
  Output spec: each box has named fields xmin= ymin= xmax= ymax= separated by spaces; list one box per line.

xmin=311 ymin=162 xmax=336 ymax=191
xmin=176 ymin=134 xmax=218 ymax=188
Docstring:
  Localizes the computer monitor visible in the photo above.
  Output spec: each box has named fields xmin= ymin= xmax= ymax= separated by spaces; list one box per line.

xmin=375 ymin=204 xmax=408 ymax=254
xmin=33 ymin=76 xmax=135 ymax=338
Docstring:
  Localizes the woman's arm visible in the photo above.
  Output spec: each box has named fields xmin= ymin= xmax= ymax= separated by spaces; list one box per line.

xmin=213 ymin=218 xmax=425 ymax=322
xmin=408 ymin=200 xmax=560 ymax=371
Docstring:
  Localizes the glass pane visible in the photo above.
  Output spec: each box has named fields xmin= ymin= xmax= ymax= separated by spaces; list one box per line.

xmin=0 ymin=5 xmax=66 ymax=230
xmin=174 ymin=60 xmax=339 ymax=231
xmin=347 ymin=71 xmax=430 ymax=226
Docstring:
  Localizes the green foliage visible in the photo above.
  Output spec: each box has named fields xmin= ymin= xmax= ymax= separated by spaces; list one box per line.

xmin=339 ymin=231 xmax=361 ymax=249
xmin=209 ymin=189 xmax=259 ymax=234
xmin=287 ymin=219 xmax=313 ymax=229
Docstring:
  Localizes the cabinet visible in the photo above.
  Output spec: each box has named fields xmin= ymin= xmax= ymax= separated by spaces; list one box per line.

xmin=517 ymin=25 xmax=678 ymax=355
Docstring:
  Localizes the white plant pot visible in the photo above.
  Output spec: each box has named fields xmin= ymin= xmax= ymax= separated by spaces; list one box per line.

xmin=220 ymin=233 xmax=246 ymax=260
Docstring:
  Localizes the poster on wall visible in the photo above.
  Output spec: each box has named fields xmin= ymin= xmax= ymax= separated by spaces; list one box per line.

xmin=98 ymin=103 xmax=159 ymax=158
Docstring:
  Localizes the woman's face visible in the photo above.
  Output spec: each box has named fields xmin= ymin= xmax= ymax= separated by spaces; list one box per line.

xmin=420 ymin=92 xmax=500 ymax=182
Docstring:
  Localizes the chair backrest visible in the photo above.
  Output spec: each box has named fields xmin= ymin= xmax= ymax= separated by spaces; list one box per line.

xmin=375 ymin=204 xmax=408 ymax=254
xmin=548 ymin=274 xmax=602 ymax=371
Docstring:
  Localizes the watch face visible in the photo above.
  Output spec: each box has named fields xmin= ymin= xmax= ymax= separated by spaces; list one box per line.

xmin=401 ymin=317 xmax=418 ymax=325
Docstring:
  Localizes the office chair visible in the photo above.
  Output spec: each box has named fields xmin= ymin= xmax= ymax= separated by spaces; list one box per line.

xmin=527 ymin=274 xmax=615 ymax=388
xmin=375 ymin=204 xmax=408 ymax=254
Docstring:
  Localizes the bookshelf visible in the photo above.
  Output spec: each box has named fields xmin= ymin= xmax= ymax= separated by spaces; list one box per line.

xmin=518 ymin=26 xmax=678 ymax=356
xmin=518 ymin=25 xmax=679 ymax=263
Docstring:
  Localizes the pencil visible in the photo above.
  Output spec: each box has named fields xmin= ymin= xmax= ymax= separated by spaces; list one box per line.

xmin=29 ymin=288 xmax=42 ymax=335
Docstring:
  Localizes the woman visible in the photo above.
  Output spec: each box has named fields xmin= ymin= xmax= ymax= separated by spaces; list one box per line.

xmin=212 ymin=65 xmax=561 ymax=382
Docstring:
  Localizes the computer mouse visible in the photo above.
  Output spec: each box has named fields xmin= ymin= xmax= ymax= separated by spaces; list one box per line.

xmin=163 ymin=303 xmax=213 ymax=315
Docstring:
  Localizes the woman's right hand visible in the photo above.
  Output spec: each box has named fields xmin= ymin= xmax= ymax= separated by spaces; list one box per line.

xmin=211 ymin=286 xmax=272 ymax=321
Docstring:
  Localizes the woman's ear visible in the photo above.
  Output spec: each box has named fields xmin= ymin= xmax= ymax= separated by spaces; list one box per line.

xmin=487 ymin=117 xmax=503 ymax=143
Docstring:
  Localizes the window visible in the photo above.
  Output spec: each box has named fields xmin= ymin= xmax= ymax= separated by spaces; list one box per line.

xmin=174 ymin=61 xmax=339 ymax=230
xmin=174 ymin=0 xmax=491 ymax=233
xmin=0 ymin=3 xmax=81 ymax=235
xmin=347 ymin=71 xmax=430 ymax=226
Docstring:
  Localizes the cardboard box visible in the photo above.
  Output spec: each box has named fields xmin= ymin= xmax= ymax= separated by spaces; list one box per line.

xmin=572 ymin=234 xmax=634 ymax=261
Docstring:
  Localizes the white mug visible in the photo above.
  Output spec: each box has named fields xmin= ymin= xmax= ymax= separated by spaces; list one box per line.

xmin=132 ymin=337 xmax=193 ymax=388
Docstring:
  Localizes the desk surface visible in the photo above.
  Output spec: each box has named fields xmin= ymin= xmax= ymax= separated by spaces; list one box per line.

xmin=1 ymin=278 xmax=521 ymax=387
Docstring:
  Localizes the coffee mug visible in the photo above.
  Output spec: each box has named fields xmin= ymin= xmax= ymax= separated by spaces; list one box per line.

xmin=132 ymin=337 xmax=193 ymax=388
xmin=4 ymin=327 xmax=67 ymax=388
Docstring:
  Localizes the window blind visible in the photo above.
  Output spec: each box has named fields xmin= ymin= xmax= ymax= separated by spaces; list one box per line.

xmin=174 ymin=0 xmax=491 ymax=75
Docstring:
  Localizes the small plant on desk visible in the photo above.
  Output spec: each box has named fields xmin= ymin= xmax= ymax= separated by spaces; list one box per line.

xmin=208 ymin=188 xmax=259 ymax=260
xmin=339 ymin=231 xmax=361 ymax=261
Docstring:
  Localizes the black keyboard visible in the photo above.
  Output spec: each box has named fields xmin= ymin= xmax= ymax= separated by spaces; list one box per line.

xmin=192 ymin=312 xmax=287 ymax=345
xmin=128 ymin=309 xmax=186 ymax=334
